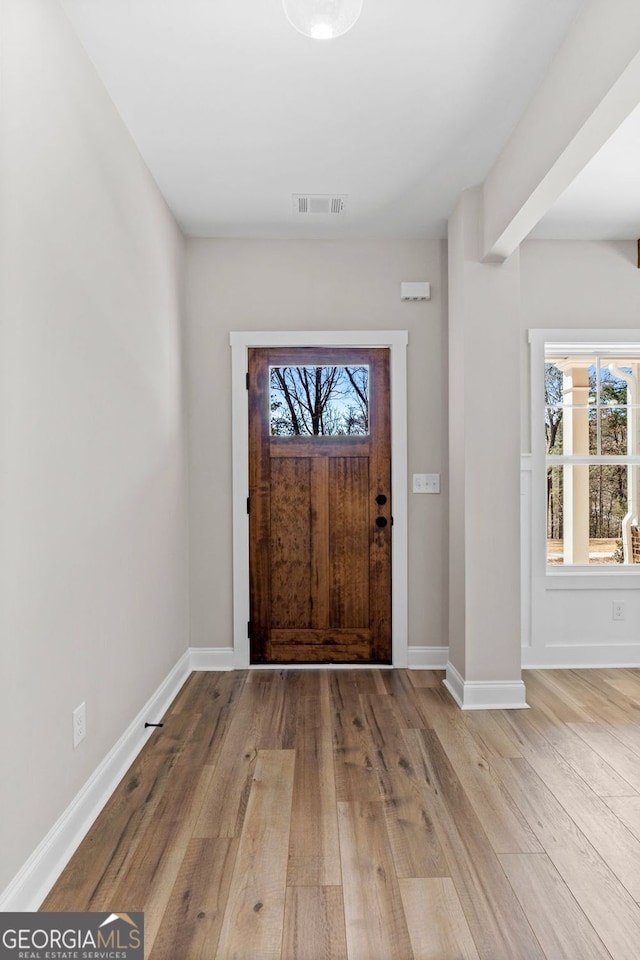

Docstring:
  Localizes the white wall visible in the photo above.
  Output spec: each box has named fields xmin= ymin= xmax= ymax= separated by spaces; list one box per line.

xmin=185 ymin=239 xmax=448 ymax=656
xmin=447 ymin=190 xmax=523 ymax=702
xmin=520 ymin=240 xmax=640 ymax=665
xmin=0 ymin=0 xmax=189 ymax=894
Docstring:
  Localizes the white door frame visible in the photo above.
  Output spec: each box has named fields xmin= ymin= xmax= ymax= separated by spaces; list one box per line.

xmin=230 ymin=330 xmax=409 ymax=668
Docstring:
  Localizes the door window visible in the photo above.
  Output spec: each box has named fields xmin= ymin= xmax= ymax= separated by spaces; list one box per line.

xmin=269 ymin=365 xmax=369 ymax=436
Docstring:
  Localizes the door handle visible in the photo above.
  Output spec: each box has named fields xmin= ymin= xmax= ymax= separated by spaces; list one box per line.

xmin=375 ymin=516 xmax=388 ymax=528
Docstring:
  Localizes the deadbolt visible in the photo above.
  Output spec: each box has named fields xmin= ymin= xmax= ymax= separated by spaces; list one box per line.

xmin=375 ymin=494 xmax=388 ymax=505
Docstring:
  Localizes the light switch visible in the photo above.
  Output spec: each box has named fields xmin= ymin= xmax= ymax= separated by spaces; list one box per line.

xmin=413 ymin=473 xmax=440 ymax=494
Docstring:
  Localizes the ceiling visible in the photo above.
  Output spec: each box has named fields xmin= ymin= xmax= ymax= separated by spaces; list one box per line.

xmin=58 ymin=0 xmax=634 ymax=241
xmin=530 ymin=100 xmax=640 ymax=240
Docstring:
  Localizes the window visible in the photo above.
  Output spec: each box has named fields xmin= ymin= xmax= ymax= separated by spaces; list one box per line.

xmin=269 ymin=365 xmax=369 ymax=436
xmin=543 ymin=344 xmax=640 ymax=566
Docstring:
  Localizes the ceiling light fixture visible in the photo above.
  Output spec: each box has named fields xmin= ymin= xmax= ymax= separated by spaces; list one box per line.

xmin=282 ymin=0 xmax=363 ymax=39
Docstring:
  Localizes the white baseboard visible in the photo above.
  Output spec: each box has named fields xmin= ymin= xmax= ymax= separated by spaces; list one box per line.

xmin=443 ymin=661 xmax=529 ymax=710
xmin=0 ymin=650 xmax=192 ymax=913
xmin=190 ymin=646 xmax=235 ymax=671
xmin=522 ymin=645 xmax=640 ymax=669
xmin=407 ymin=646 xmax=449 ymax=669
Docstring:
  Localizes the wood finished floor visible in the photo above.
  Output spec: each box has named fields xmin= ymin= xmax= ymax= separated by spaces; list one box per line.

xmin=43 ymin=668 xmax=640 ymax=959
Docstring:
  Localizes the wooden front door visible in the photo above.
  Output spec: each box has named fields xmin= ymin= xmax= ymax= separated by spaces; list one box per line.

xmin=248 ymin=347 xmax=392 ymax=664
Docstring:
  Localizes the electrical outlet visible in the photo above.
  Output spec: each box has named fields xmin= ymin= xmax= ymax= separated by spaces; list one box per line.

xmin=73 ymin=702 xmax=86 ymax=749
xmin=612 ymin=601 xmax=626 ymax=622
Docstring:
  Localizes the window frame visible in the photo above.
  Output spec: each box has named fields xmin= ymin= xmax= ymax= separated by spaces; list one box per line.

xmin=530 ymin=329 xmax=640 ymax=581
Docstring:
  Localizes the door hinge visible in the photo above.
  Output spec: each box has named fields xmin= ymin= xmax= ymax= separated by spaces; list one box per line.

xmin=246 ymin=371 xmax=249 ymax=390
xmin=247 ymin=620 xmax=251 ymax=638
xmin=247 ymin=496 xmax=250 ymax=514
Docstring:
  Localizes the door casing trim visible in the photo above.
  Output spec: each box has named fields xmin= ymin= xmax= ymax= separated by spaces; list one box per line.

xmin=230 ymin=330 xmax=409 ymax=668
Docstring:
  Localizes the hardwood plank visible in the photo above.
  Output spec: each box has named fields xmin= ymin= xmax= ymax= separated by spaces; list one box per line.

xmin=412 ymin=679 xmax=458 ymax=727
xmin=287 ymin=693 xmax=342 ymax=886
xmin=499 ymin=853 xmax=613 ymax=960
xmin=526 ymin=669 xmax=640 ymax=760
xmin=193 ymin=679 xmax=279 ymax=838
xmin=353 ymin=668 xmax=389 ymax=696
xmin=525 ymin=712 xmax=637 ymax=798
xmin=140 ymin=758 xmax=217 ymax=834
xmin=164 ymin=675 xmax=246 ymax=782
xmin=407 ymin=669 xmax=445 ymax=689
xmin=545 ymin=669 xmax=640 ymax=727
xmin=462 ymin=710 xmax=523 ymax=760
xmin=167 ymin=670 xmax=207 ymax=715
xmin=41 ymin=707 xmax=202 ymax=911
xmin=282 ymin=886 xmax=347 ymax=960
xmin=330 ymin=673 xmax=380 ymax=802
xmin=403 ymin=728 xmax=545 ymax=960
xmin=379 ymin=667 xmax=429 ymax=727
xmin=493 ymin=756 xmax=640 ymax=960
xmin=337 ymin=801 xmax=413 ymax=960
xmin=148 ymin=838 xmax=238 ymax=960
xmin=420 ymin=689 xmax=541 ymax=854
xmin=603 ymin=795 xmax=640 ymax=843
xmin=382 ymin=795 xmax=450 ymax=882
xmin=398 ymin=878 xmax=480 ymax=960
xmin=284 ymin=668 xmax=324 ymax=697
xmin=110 ymin=808 xmax=206 ymax=952
xmin=360 ymin=693 xmax=418 ymax=803
xmin=568 ymin=721 xmax=640 ymax=792
xmin=598 ymin=668 xmax=640 ymax=701
xmin=524 ymin=670 xmax=594 ymax=723
xmin=215 ymin=750 xmax=295 ymax=960
xmin=500 ymin=710 xmax=640 ymax=899
xmin=105 ymin=757 xmax=218 ymax=952
xmin=360 ymin=694 xmax=448 ymax=878
xmin=255 ymin=670 xmax=300 ymax=751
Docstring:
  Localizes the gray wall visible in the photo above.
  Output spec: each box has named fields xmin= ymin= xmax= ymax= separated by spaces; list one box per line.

xmin=0 ymin=0 xmax=190 ymax=892
xmin=185 ymin=238 xmax=449 ymax=653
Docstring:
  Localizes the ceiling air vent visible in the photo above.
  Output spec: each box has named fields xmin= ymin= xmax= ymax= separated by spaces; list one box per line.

xmin=293 ymin=194 xmax=347 ymax=215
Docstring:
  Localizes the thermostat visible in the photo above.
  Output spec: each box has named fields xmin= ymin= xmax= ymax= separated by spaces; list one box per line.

xmin=400 ymin=282 xmax=431 ymax=301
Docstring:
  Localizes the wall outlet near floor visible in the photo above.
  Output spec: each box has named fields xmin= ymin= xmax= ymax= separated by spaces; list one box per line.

xmin=612 ymin=601 xmax=626 ymax=622
xmin=73 ymin=701 xmax=86 ymax=748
